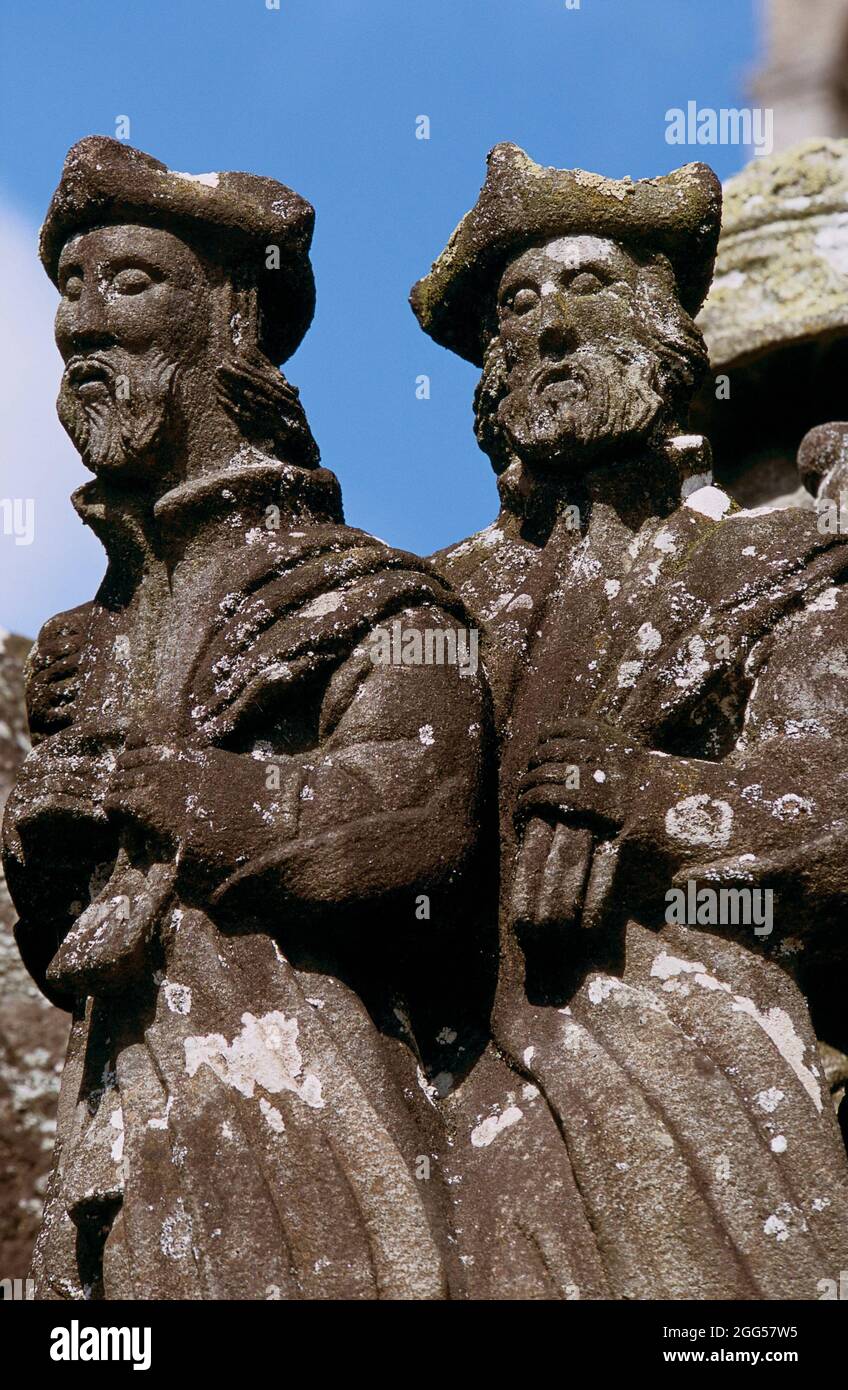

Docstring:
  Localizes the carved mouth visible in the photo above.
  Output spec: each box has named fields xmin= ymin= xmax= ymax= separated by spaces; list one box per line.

xmin=66 ymin=358 xmax=114 ymax=395
xmin=534 ymin=368 xmax=585 ymax=405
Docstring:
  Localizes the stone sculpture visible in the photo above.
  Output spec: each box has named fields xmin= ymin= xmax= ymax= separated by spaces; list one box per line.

xmin=7 ymin=134 xmax=848 ymax=1302
xmin=2 ymin=138 xmax=493 ymax=1299
xmin=412 ymin=143 xmax=848 ymax=1298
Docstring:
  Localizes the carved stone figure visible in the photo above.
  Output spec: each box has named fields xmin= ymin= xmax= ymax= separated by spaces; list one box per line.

xmin=2 ymin=138 xmax=494 ymax=1300
xmin=412 ymin=144 xmax=848 ymax=1298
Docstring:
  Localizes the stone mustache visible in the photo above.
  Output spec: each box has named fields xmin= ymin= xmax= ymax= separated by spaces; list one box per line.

xmin=4 ymin=137 xmax=848 ymax=1300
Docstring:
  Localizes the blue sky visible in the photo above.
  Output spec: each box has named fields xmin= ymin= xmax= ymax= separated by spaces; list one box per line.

xmin=0 ymin=0 xmax=758 ymax=636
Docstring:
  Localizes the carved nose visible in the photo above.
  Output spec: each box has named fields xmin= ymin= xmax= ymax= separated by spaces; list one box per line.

xmin=61 ymin=285 xmax=115 ymax=356
xmin=58 ymin=296 xmax=114 ymax=358
xmin=66 ymin=326 xmax=116 ymax=356
xmin=538 ymin=321 xmax=571 ymax=360
xmin=537 ymin=294 xmax=574 ymax=359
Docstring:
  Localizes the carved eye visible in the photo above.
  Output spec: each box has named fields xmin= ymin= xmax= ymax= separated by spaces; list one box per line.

xmin=507 ymin=287 xmax=539 ymax=316
xmin=63 ymin=275 xmax=83 ymax=301
xmin=112 ymin=268 xmax=153 ymax=296
xmin=569 ymin=272 xmax=603 ymax=295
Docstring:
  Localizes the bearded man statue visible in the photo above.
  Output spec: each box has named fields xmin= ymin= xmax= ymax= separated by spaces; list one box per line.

xmin=410 ymin=144 xmax=848 ymax=1299
xmin=2 ymin=138 xmax=495 ymax=1300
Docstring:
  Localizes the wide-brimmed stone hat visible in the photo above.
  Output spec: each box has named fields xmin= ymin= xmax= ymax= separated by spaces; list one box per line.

xmin=410 ymin=142 xmax=722 ymax=366
xmin=40 ymin=136 xmax=316 ymax=364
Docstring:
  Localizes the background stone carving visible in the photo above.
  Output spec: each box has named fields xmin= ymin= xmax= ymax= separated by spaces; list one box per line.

xmin=753 ymin=0 xmax=848 ymax=152
xmin=696 ymin=138 xmax=848 ymax=509
xmin=0 ymin=630 xmax=68 ymax=1281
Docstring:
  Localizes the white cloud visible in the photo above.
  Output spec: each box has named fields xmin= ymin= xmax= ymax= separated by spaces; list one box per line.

xmin=0 ymin=194 xmax=103 ymax=639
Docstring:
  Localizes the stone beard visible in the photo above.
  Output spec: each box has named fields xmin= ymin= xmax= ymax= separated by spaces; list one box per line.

xmin=57 ymin=346 xmax=178 ymax=476
xmin=56 ymin=333 xmax=319 ymax=480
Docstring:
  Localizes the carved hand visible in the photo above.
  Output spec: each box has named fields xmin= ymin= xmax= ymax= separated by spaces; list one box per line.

xmin=2 ymin=738 xmax=109 ymax=862
xmin=105 ymin=742 xmax=286 ymax=884
xmin=105 ymin=743 xmax=209 ymax=853
xmin=515 ymin=717 xmax=646 ymax=834
xmin=26 ymin=607 xmax=90 ymax=733
xmin=511 ymin=719 xmax=646 ymax=936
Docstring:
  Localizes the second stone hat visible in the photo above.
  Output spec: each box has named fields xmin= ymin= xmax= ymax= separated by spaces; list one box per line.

xmin=410 ymin=142 xmax=722 ymax=367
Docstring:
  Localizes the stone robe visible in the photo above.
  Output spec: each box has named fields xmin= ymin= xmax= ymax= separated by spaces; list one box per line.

xmin=4 ymin=456 xmax=493 ymax=1300
xmin=434 ymin=466 xmax=848 ymax=1300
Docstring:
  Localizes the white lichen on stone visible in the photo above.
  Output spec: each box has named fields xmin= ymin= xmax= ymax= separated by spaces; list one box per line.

xmin=665 ymin=794 xmax=733 ymax=849
xmin=184 ymin=1010 xmax=325 ymax=1110
xmin=756 ymin=1087 xmax=785 ymax=1113
xmin=470 ymin=1105 xmax=523 ymax=1148
xmin=164 ymin=981 xmax=192 ymax=1015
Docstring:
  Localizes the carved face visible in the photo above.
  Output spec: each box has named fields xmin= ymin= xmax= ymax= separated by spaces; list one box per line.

xmin=489 ymin=234 xmax=666 ymax=470
xmin=55 ymin=224 xmax=210 ymax=481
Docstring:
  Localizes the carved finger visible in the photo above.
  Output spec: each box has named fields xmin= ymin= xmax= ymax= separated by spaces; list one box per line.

xmin=670 ymin=850 xmax=793 ymax=891
xmin=18 ymin=774 xmax=91 ymax=805
xmin=31 ymin=636 xmax=81 ymax=670
xmin=535 ymin=824 xmax=594 ymax=928
xmin=516 ymin=784 xmax=582 ymax=823
xmin=520 ymin=763 xmax=582 ymax=788
xmin=17 ymin=793 xmax=96 ymax=829
xmin=116 ymin=747 xmax=173 ymax=771
xmin=111 ymin=770 xmax=151 ymax=792
xmin=527 ymin=739 xmax=591 ymax=770
xmin=524 ymin=757 xmax=626 ymax=796
xmin=105 ymin=788 xmax=145 ymax=819
xmin=511 ymin=818 xmax=555 ymax=925
xmin=581 ymin=840 xmax=622 ymax=931
xmin=42 ymin=657 xmax=81 ymax=685
xmin=540 ymin=717 xmax=627 ymax=744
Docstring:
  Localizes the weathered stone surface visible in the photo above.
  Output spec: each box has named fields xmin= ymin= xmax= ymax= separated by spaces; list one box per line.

xmin=0 ymin=632 xmax=30 ymax=787
xmin=798 ymin=418 xmax=848 ymax=500
xmin=699 ymin=138 xmax=848 ymax=371
xmin=695 ymin=139 xmax=848 ymax=508
xmin=0 ymin=630 xmax=69 ymax=1282
xmin=413 ymin=144 xmax=848 ymax=1299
